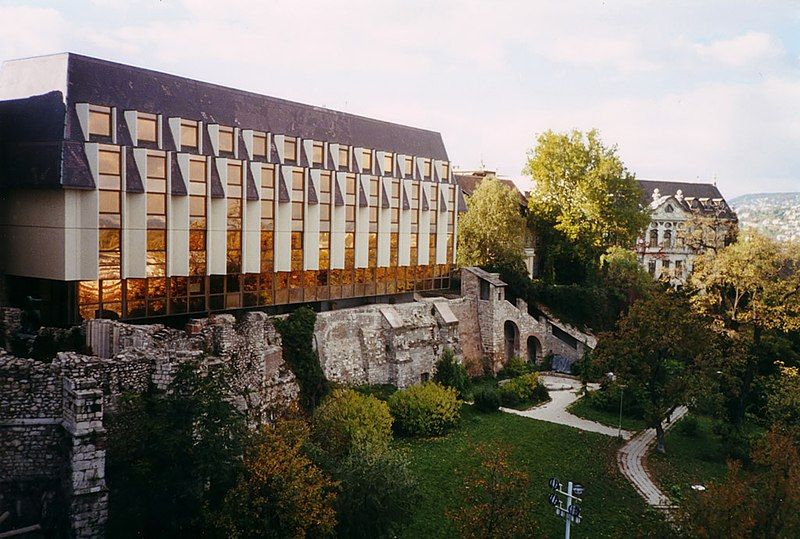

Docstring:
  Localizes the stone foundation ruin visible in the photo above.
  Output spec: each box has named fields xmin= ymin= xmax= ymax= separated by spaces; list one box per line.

xmin=0 ymin=268 xmax=594 ymax=537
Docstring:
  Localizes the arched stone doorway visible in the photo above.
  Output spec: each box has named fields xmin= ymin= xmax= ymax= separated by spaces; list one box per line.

xmin=527 ymin=335 xmax=542 ymax=364
xmin=504 ymin=321 xmax=519 ymax=361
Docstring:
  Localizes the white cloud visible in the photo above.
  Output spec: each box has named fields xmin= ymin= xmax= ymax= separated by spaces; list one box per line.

xmin=0 ymin=5 xmax=67 ymax=62
xmin=684 ymin=31 xmax=785 ymax=68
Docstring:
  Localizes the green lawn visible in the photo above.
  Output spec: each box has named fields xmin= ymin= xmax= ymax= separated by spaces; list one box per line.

xmin=647 ymin=415 xmax=729 ymax=501
xmin=567 ymin=394 xmax=648 ymax=432
xmin=397 ymin=406 xmax=667 ymax=538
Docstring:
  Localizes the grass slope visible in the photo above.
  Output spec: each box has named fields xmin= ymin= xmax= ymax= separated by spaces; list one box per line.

xmin=647 ymin=415 xmax=728 ymax=501
xmin=567 ymin=395 xmax=648 ymax=432
xmin=398 ymin=406 xmax=666 ymax=538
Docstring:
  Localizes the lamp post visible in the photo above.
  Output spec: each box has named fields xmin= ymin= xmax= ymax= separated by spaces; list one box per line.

xmin=547 ymin=477 xmax=584 ymax=539
xmin=607 ymin=372 xmax=624 ymax=439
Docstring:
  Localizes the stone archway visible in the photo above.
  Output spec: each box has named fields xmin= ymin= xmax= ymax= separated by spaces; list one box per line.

xmin=504 ymin=320 xmax=519 ymax=361
xmin=527 ymin=335 xmax=542 ymax=364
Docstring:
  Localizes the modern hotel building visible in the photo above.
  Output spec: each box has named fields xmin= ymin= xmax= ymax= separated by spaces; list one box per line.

xmin=0 ymin=54 xmax=465 ymax=326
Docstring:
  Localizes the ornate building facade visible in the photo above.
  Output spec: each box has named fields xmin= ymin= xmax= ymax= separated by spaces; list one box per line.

xmin=0 ymin=53 xmax=466 ymax=325
xmin=637 ymin=179 xmax=738 ymax=284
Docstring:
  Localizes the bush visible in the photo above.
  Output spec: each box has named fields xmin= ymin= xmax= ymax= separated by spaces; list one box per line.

xmin=532 ymin=381 xmax=550 ymax=403
xmin=388 ymin=382 xmax=461 ymax=437
xmin=313 ymin=389 xmax=393 ymax=460
xmin=499 ymin=373 xmax=543 ymax=407
xmin=677 ymin=415 xmax=699 ymax=437
xmin=332 ymin=449 xmax=420 ymax=539
xmin=473 ymin=387 xmax=501 ymax=413
xmin=219 ymin=418 xmax=338 ymax=538
xmin=433 ymin=348 xmax=470 ymax=398
xmin=499 ymin=355 xmax=531 ymax=379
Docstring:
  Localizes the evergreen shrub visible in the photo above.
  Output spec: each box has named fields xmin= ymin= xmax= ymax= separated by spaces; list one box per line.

xmin=433 ymin=348 xmax=470 ymax=398
xmin=473 ymin=387 xmax=501 ymax=413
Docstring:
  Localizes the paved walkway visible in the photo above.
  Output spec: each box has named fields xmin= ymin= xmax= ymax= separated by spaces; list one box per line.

xmin=501 ymin=374 xmax=634 ymax=440
xmin=617 ymin=405 xmax=688 ymax=509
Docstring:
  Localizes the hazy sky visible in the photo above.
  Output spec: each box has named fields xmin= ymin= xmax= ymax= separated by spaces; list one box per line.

xmin=2 ymin=0 xmax=799 ymax=198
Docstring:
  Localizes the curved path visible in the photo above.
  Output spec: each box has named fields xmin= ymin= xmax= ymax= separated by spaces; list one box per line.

xmin=617 ymin=405 xmax=688 ymax=510
xmin=501 ymin=374 xmax=634 ymax=439
xmin=501 ymin=374 xmax=687 ymax=511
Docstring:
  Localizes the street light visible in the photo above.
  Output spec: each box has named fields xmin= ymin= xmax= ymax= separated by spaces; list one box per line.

xmin=548 ymin=477 xmax=584 ymax=539
xmin=606 ymin=372 xmax=624 ymax=439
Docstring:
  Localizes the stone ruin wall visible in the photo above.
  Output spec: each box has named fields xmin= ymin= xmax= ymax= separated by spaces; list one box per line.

xmin=314 ymin=298 xmax=462 ymax=388
xmin=0 ymin=310 xmax=298 ymax=538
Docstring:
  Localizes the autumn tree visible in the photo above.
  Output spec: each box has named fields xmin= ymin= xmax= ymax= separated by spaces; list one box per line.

xmin=457 ymin=177 xmax=527 ymax=271
xmin=677 ymin=212 xmax=738 ymax=255
xmin=219 ymin=418 xmax=338 ymax=538
xmin=525 ymin=129 xmax=649 ymax=283
xmin=447 ymin=444 xmax=542 ymax=539
xmin=591 ymin=288 xmax=713 ymax=452
xmin=765 ymin=362 xmax=800 ymax=439
xmin=678 ymin=428 xmax=800 ymax=538
xmin=690 ymin=232 xmax=800 ymax=424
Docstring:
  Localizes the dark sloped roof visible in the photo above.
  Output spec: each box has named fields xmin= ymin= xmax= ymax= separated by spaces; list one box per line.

xmin=463 ymin=266 xmax=506 ymax=287
xmin=64 ymin=54 xmax=448 ymax=159
xmin=454 ymin=172 xmax=527 ymax=206
xmin=637 ymin=179 xmax=724 ymax=202
xmin=638 ymin=179 xmax=737 ymax=220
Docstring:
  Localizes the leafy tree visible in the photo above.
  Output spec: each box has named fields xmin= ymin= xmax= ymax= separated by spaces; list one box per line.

xmin=690 ymin=232 xmax=800 ymax=424
xmin=312 ymin=388 xmax=393 ymax=461
xmin=677 ymin=212 xmax=738 ymax=255
xmin=433 ymin=347 xmax=470 ymax=398
xmin=219 ymin=418 xmax=338 ymax=538
xmin=765 ymin=362 xmax=800 ymax=439
xmin=447 ymin=444 xmax=542 ymax=539
xmin=331 ymin=448 xmax=420 ymax=539
xmin=457 ymin=177 xmax=527 ymax=270
xmin=678 ymin=428 xmax=800 ymax=538
xmin=106 ymin=361 xmax=248 ymax=537
xmin=275 ymin=307 xmax=330 ymax=412
xmin=599 ymin=245 xmax=654 ymax=309
xmin=591 ymin=289 xmax=713 ymax=452
xmin=525 ymin=129 xmax=649 ymax=282
xmin=677 ymin=460 xmax=756 ymax=538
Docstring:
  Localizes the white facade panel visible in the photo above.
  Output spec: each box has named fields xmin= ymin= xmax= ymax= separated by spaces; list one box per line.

xmin=355 ymin=174 xmax=369 ymax=268
xmin=123 ymin=192 xmax=147 ymax=278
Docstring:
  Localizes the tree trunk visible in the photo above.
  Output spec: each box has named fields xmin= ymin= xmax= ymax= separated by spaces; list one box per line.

xmin=655 ymin=422 xmax=666 ymax=454
xmin=735 ymin=326 xmax=761 ymax=425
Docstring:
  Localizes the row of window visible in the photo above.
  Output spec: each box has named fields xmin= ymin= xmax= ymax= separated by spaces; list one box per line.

xmin=647 ymin=258 xmax=685 ymax=279
xmin=77 ymin=264 xmax=453 ymax=320
xmin=95 ymin=144 xmax=456 ymax=282
xmin=87 ymin=105 xmax=449 ymax=179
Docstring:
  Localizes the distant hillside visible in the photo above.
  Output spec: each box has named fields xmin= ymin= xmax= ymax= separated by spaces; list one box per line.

xmin=730 ymin=192 xmax=800 ymax=242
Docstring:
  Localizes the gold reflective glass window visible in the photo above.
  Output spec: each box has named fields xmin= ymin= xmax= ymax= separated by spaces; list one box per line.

xmin=441 ymin=162 xmax=449 ymax=180
xmin=219 ymin=126 xmax=234 ymax=153
xmin=262 ymin=165 xmax=275 ymax=189
xmin=190 ymin=195 xmax=206 ymax=216
xmin=339 ymin=146 xmax=349 ymax=168
xmin=99 ymin=190 xmax=120 ymax=213
xmin=362 ymin=150 xmax=372 ymax=172
xmin=292 ymin=169 xmax=304 ymax=191
xmin=313 ymin=142 xmax=324 ymax=165
xmin=189 ymin=159 xmax=206 ymax=183
xmin=98 ymin=229 xmax=120 ymax=251
xmin=89 ymin=107 xmax=112 ymax=136
xmin=424 ymin=158 xmax=432 ymax=179
xmin=284 ymin=137 xmax=297 ymax=161
xmin=138 ymin=114 xmax=157 ymax=143
xmin=227 ymin=162 xmax=243 ymax=186
xmin=147 ymin=229 xmax=166 ymax=251
xmin=181 ymin=121 xmax=198 ymax=148
xmin=261 ymin=200 xmax=274 ymax=219
xmin=147 ymin=193 xmax=166 ymax=215
xmin=253 ymin=132 xmax=267 ymax=157
xmin=99 ymin=149 xmax=121 ymax=175
xmin=292 ymin=201 xmax=304 ymax=220
xmin=384 ymin=152 xmax=393 ymax=174
xmin=320 ymin=172 xmax=332 ymax=193
xmin=404 ymin=156 xmax=413 ymax=176
xmin=147 ymin=154 xmax=166 ymax=180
